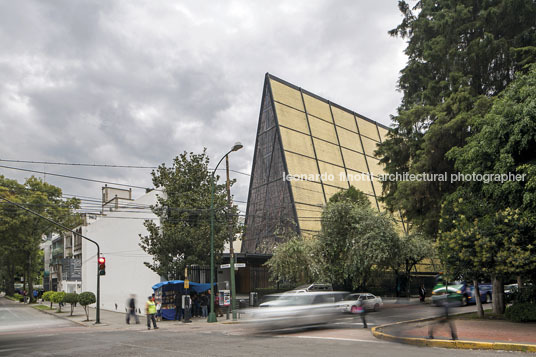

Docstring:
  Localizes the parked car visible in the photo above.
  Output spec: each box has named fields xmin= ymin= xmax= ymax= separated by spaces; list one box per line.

xmin=431 ymin=281 xmax=492 ymax=306
xmin=340 ymin=293 xmax=383 ymax=313
xmin=246 ymin=291 xmax=347 ymax=331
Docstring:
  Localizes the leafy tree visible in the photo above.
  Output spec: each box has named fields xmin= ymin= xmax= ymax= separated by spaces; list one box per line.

xmin=328 ymin=185 xmax=370 ymax=206
xmin=42 ymin=291 xmax=54 ymax=309
xmin=0 ymin=176 xmax=81 ymax=299
xmin=140 ymin=150 xmax=239 ymax=279
xmin=51 ymin=291 xmax=66 ymax=312
xmin=378 ymin=0 xmax=536 ymax=237
xmin=317 ymin=199 xmax=399 ymax=290
xmin=79 ymin=291 xmax=96 ymax=321
xmin=440 ymin=65 xmax=536 ymax=314
xmin=63 ymin=292 xmax=79 ymax=316
xmin=390 ymin=232 xmax=434 ymax=298
xmin=265 ymin=234 xmax=318 ymax=286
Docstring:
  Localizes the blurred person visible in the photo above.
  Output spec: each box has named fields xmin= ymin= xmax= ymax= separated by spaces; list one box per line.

xmin=156 ymin=298 xmax=162 ymax=322
xmin=419 ymin=284 xmax=426 ymax=303
xmin=355 ymin=298 xmax=367 ymax=328
xmin=174 ymin=290 xmax=183 ymax=321
xmin=428 ymin=300 xmax=458 ymax=340
xmin=126 ymin=294 xmax=139 ymax=324
xmin=145 ymin=296 xmax=158 ymax=330
xmin=200 ymin=293 xmax=208 ymax=318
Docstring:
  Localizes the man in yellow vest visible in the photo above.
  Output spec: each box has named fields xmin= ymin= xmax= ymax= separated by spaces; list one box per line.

xmin=146 ymin=296 xmax=158 ymax=330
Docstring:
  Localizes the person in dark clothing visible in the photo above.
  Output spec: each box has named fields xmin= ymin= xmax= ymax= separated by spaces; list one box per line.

xmin=419 ymin=284 xmax=426 ymax=303
xmin=428 ymin=300 xmax=458 ymax=340
xmin=355 ymin=299 xmax=368 ymax=328
xmin=126 ymin=294 xmax=140 ymax=324
xmin=174 ymin=291 xmax=183 ymax=321
xmin=200 ymin=293 xmax=208 ymax=318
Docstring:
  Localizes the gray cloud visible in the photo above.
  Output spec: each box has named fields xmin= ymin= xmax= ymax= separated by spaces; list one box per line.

xmin=0 ymin=0 xmax=406 ymax=213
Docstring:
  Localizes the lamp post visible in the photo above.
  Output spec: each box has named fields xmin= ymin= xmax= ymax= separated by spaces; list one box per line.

xmin=208 ymin=142 xmax=243 ymax=323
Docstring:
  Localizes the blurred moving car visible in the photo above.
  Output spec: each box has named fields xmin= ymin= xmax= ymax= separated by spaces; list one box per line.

xmin=244 ymin=291 xmax=347 ymax=331
xmin=340 ymin=293 xmax=383 ymax=313
xmin=431 ymin=280 xmax=492 ymax=306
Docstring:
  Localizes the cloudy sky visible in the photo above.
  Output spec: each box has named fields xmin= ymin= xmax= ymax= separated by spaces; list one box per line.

xmin=0 ymin=1 xmax=407 ymax=215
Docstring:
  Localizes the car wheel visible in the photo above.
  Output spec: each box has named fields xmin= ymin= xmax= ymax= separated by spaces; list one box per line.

xmin=373 ymin=304 xmax=379 ymax=312
xmin=351 ymin=306 xmax=358 ymax=314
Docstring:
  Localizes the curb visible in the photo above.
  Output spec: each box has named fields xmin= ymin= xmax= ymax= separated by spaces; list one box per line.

xmin=371 ymin=317 xmax=536 ymax=353
xmin=31 ymin=305 xmax=90 ymax=327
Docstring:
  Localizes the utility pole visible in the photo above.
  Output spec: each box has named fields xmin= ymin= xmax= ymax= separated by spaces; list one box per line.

xmin=226 ymin=155 xmax=237 ymax=321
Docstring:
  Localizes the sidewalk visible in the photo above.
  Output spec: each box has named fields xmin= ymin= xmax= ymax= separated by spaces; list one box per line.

xmin=373 ymin=314 xmax=536 ymax=352
xmin=33 ymin=302 xmax=242 ymax=332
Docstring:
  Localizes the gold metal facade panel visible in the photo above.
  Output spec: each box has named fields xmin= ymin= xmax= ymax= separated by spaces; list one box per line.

xmin=360 ymin=136 xmax=380 ymax=157
xmin=342 ymin=148 xmax=368 ymax=173
xmin=337 ymin=127 xmax=363 ymax=153
xmin=285 ymin=151 xmax=319 ymax=178
xmin=377 ymin=127 xmax=389 ymax=142
xmin=296 ymin=205 xmax=322 ymax=232
xmin=357 ymin=117 xmax=380 ymax=141
xmin=275 ymin=102 xmax=309 ymax=134
xmin=270 ymin=79 xmax=304 ymax=111
xmin=313 ymin=138 xmax=343 ymax=166
xmin=346 ymin=170 xmax=374 ymax=195
xmin=323 ymin=184 xmax=345 ymax=199
xmin=367 ymin=195 xmax=378 ymax=208
xmin=331 ymin=106 xmax=357 ymax=132
xmin=372 ymin=178 xmax=383 ymax=197
xmin=303 ymin=94 xmax=332 ymax=122
xmin=298 ymin=218 xmax=322 ymax=232
xmin=366 ymin=157 xmax=384 ymax=177
xmin=308 ymin=116 xmax=338 ymax=143
xmin=291 ymin=179 xmax=325 ymax=205
xmin=317 ymin=161 xmax=348 ymax=188
xmin=280 ymin=127 xmax=315 ymax=158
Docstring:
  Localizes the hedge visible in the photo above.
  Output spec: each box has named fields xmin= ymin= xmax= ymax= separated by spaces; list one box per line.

xmin=505 ymin=303 xmax=536 ymax=323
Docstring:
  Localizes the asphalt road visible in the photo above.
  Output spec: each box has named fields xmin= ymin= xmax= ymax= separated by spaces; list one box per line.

xmin=0 ymin=298 xmax=527 ymax=356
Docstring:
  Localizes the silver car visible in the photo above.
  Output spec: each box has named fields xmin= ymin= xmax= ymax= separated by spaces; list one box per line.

xmin=244 ymin=291 xmax=346 ymax=331
xmin=340 ymin=293 xmax=383 ymax=313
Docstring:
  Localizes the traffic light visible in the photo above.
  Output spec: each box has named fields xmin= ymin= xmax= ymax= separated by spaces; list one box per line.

xmin=98 ymin=256 xmax=106 ymax=276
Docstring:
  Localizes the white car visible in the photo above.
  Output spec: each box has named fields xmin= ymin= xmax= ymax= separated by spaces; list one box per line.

xmin=340 ymin=293 xmax=383 ymax=313
xmin=245 ymin=292 xmax=346 ymax=331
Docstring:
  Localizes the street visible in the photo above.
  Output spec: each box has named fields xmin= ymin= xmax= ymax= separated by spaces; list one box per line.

xmin=0 ymin=298 xmax=528 ymax=356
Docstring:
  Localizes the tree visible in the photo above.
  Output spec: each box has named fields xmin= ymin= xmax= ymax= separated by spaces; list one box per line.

xmin=51 ymin=291 xmax=66 ymax=313
xmin=390 ymin=232 xmax=434 ymax=298
xmin=140 ymin=150 xmax=239 ymax=279
xmin=0 ymin=176 xmax=81 ymax=299
xmin=42 ymin=291 xmax=54 ymax=309
xmin=79 ymin=292 xmax=96 ymax=321
xmin=328 ymin=185 xmax=370 ymax=206
xmin=377 ymin=0 xmax=536 ymax=237
xmin=317 ymin=198 xmax=399 ymax=290
xmin=63 ymin=292 xmax=79 ymax=316
xmin=265 ymin=233 xmax=318 ymax=287
xmin=440 ymin=65 xmax=536 ymax=314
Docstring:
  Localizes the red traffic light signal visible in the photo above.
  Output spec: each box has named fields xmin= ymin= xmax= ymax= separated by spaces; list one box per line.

xmin=98 ymin=256 xmax=106 ymax=276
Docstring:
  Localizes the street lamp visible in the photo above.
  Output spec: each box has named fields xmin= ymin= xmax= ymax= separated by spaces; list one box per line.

xmin=208 ymin=142 xmax=243 ymax=323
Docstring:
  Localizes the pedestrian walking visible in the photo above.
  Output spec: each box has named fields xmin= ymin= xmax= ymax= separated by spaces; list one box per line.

xmin=145 ymin=296 xmax=158 ymax=330
xmin=419 ymin=284 xmax=426 ymax=303
xmin=354 ymin=299 xmax=367 ymax=328
xmin=428 ymin=299 xmax=458 ymax=340
xmin=174 ymin=291 xmax=183 ymax=321
xmin=126 ymin=294 xmax=140 ymax=324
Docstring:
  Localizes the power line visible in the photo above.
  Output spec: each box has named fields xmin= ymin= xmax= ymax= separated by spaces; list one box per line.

xmin=0 ymin=158 xmax=251 ymax=176
xmin=0 ymin=164 xmax=154 ymax=190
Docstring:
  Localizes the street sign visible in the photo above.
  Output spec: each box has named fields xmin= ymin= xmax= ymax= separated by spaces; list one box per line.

xmin=184 ymin=279 xmax=189 ymax=288
xmin=235 ymin=263 xmax=246 ymax=268
xmin=220 ymin=264 xmax=230 ymax=269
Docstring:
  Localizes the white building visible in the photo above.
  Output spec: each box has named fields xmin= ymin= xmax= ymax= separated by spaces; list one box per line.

xmin=81 ymin=187 xmax=161 ymax=314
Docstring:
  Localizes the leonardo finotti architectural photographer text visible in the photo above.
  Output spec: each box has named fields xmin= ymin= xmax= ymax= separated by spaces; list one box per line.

xmin=283 ymin=172 xmax=526 ymax=184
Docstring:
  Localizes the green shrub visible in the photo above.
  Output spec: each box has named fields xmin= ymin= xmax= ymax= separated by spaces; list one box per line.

xmin=42 ymin=291 xmax=54 ymax=309
xmin=13 ymin=293 xmax=23 ymax=302
xmin=51 ymin=292 xmax=66 ymax=312
xmin=63 ymin=293 xmax=79 ymax=316
xmin=79 ymin=291 xmax=96 ymax=321
xmin=511 ymin=285 xmax=536 ymax=304
xmin=505 ymin=303 xmax=536 ymax=322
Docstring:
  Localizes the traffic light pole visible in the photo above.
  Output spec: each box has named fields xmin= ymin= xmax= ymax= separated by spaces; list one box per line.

xmin=0 ymin=195 xmax=102 ymax=324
